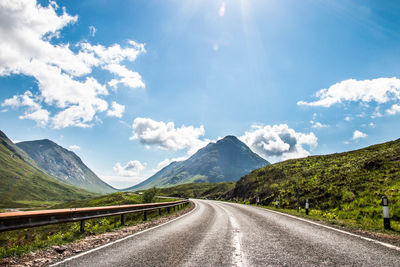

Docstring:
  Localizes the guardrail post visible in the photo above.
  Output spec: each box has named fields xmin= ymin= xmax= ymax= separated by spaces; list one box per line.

xmin=80 ymin=220 xmax=85 ymax=233
xmin=305 ymin=198 xmax=309 ymax=215
xmin=168 ymin=207 xmax=170 ymax=213
xmin=158 ymin=208 xmax=161 ymax=216
xmin=144 ymin=211 xmax=147 ymax=221
xmin=381 ymin=196 xmax=390 ymax=229
xmin=121 ymin=214 xmax=125 ymax=226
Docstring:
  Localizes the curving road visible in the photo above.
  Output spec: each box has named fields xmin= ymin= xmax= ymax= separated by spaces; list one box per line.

xmin=52 ymin=199 xmax=400 ymax=266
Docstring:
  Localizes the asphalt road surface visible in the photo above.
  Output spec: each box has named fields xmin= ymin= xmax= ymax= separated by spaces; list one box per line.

xmin=52 ymin=199 xmax=400 ymax=266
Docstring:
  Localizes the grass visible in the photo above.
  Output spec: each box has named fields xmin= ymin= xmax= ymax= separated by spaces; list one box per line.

xmin=154 ymin=182 xmax=235 ymax=199
xmin=0 ymin=192 xmax=188 ymax=259
xmin=244 ymin=203 xmax=400 ymax=235
xmin=230 ymin=138 xmax=400 ymax=235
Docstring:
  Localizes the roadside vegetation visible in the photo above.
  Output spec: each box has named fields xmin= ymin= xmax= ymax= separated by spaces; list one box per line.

xmin=155 ymin=182 xmax=235 ymax=199
xmin=228 ymin=138 xmax=400 ymax=233
xmin=0 ymin=192 xmax=186 ymax=259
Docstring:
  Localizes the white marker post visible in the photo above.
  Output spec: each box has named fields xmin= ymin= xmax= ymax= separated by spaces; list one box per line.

xmin=256 ymin=196 xmax=260 ymax=205
xmin=275 ymin=197 xmax=279 ymax=209
xmin=305 ymin=198 xmax=309 ymax=215
xmin=382 ymin=196 xmax=390 ymax=230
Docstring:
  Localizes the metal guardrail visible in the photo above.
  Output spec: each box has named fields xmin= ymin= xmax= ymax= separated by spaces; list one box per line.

xmin=0 ymin=200 xmax=189 ymax=233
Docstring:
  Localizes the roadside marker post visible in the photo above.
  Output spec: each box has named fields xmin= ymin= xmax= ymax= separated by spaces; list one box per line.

xmin=381 ymin=196 xmax=390 ymax=230
xmin=275 ymin=197 xmax=279 ymax=209
xmin=305 ymin=198 xmax=309 ymax=215
xmin=256 ymin=196 xmax=260 ymax=205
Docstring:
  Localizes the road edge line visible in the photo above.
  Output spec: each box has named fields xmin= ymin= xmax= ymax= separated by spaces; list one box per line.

xmin=246 ymin=204 xmax=400 ymax=252
xmin=50 ymin=201 xmax=197 ymax=266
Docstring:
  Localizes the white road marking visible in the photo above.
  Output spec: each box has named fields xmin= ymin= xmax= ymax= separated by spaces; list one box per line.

xmin=243 ymin=203 xmax=400 ymax=253
xmin=214 ymin=202 xmax=246 ymax=267
xmin=50 ymin=202 xmax=198 ymax=266
xmin=230 ymin=216 xmax=244 ymax=267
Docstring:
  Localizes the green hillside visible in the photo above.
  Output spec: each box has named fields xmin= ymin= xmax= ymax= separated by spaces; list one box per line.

xmin=155 ymin=182 xmax=235 ymax=199
xmin=230 ymin=138 xmax=400 ymax=229
xmin=0 ymin=131 xmax=95 ymax=208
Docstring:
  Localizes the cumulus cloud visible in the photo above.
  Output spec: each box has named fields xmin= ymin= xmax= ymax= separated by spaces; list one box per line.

xmin=352 ymin=130 xmax=367 ymax=140
xmin=105 ymin=64 xmax=145 ymax=90
xmin=0 ymin=1 xmax=145 ymax=128
xmin=130 ymin=117 xmax=208 ymax=155
xmin=239 ymin=124 xmax=317 ymax=161
xmin=310 ymin=120 xmax=328 ymax=129
xmin=2 ymin=91 xmax=49 ymax=127
xmin=107 ymin=102 xmax=125 ymax=118
xmin=298 ymin=77 xmax=400 ymax=107
xmin=68 ymin=145 xmax=80 ymax=150
xmin=386 ymin=104 xmax=400 ymax=115
xmin=113 ymin=160 xmax=146 ymax=177
xmin=154 ymin=156 xmax=187 ymax=171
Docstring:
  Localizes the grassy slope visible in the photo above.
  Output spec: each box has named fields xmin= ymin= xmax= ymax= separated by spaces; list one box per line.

xmin=0 ymin=141 xmax=96 ymax=208
xmin=230 ymin=138 xmax=400 ymax=230
xmin=155 ymin=182 xmax=235 ymax=199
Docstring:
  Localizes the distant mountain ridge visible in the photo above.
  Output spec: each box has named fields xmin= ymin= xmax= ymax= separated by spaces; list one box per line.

xmin=125 ymin=135 xmax=269 ymax=191
xmin=0 ymin=130 xmax=95 ymax=208
xmin=17 ymin=139 xmax=116 ymax=194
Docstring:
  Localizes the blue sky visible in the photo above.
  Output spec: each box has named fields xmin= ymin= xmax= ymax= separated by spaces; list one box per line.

xmin=1 ymin=0 xmax=400 ymax=188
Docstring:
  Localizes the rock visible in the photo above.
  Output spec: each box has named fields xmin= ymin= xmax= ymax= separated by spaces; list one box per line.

xmin=53 ymin=245 xmax=67 ymax=254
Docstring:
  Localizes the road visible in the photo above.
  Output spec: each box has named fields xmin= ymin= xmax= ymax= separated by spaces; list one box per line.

xmin=52 ymin=199 xmax=400 ymax=266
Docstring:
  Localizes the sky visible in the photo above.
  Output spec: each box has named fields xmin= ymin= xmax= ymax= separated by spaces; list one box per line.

xmin=1 ymin=0 xmax=400 ymax=189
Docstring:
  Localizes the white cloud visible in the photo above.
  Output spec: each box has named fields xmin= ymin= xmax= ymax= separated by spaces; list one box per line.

xmin=310 ymin=120 xmax=328 ymax=129
xmin=130 ymin=117 xmax=209 ymax=155
xmin=68 ymin=145 xmax=80 ymax=151
xmin=113 ymin=160 xmax=146 ymax=177
xmin=386 ymin=104 xmax=400 ymax=115
xmin=89 ymin=25 xmax=96 ymax=37
xmin=0 ymin=1 xmax=145 ymax=128
xmin=298 ymin=77 xmax=400 ymax=107
xmin=239 ymin=124 xmax=318 ymax=161
xmin=107 ymin=101 xmax=125 ymax=118
xmin=352 ymin=130 xmax=367 ymax=140
xmin=105 ymin=64 xmax=145 ymax=90
xmin=345 ymin=116 xmax=351 ymax=121
xmin=2 ymin=91 xmax=49 ymax=127
xmin=154 ymin=156 xmax=186 ymax=171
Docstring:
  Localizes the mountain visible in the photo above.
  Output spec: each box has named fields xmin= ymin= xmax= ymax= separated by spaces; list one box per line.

xmin=17 ymin=139 xmax=116 ymax=194
xmin=0 ymin=130 xmax=95 ymax=208
xmin=125 ymin=135 xmax=269 ymax=191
